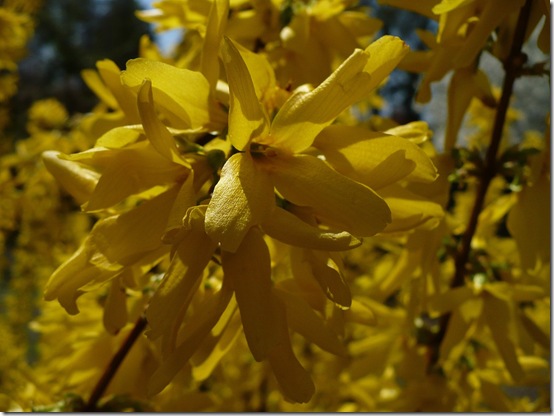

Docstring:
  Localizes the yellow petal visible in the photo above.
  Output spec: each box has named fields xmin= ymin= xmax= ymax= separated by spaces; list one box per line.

xmin=82 ymin=142 xmax=184 ymax=211
xmin=205 ymin=153 xmax=274 ymax=252
xmin=148 ymin=278 xmax=233 ymax=396
xmin=89 ymin=186 xmax=179 ymax=267
xmin=507 ymin=175 xmax=551 ymax=272
xmin=385 ymin=121 xmax=432 ymax=144
xmin=103 ymin=278 xmax=129 ymax=335
xmin=191 ymin=306 xmax=241 ymax=381
xmin=230 ymin=39 xmax=276 ymax=106
xmin=261 ymin=206 xmax=361 ymax=251
xmin=201 ymin=0 xmax=228 ymax=89
xmin=269 ymin=36 xmax=408 ymax=153
xmin=380 ymin=184 xmax=445 ymax=233
xmin=221 ymin=227 xmax=283 ymax=361
xmin=432 ymin=0 xmax=475 ymax=15
xmin=267 ymin=297 xmax=315 ymax=404
xmin=483 ymin=293 xmax=524 ymax=382
xmin=519 ymin=310 xmax=550 ymax=350
xmin=275 ymin=288 xmax=346 ymax=356
xmin=438 ymin=308 xmax=473 ymax=366
xmin=43 ymin=238 xmax=117 ymax=315
xmin=444 ymin=68 xmax=483 ymax=151
xmin=451 ymin=0 xmax=525 ymax=68
xmin=95 ymin=126 xmax=143 ymax=149
xmin=263 ymin=154 xmax=391 ymax=237
xmin=428 ymin=286 xmax=473 ymax=315
xmin=344 ymin=299 xmax=378 ymax=326
xmin=121 ymin=58 xmax=217 ymax=129
xmin=479 ymin=380 xmax=511 ymax=412
xmin=306 ymin=250 xmax=351 ymax=309
xmin=221 ymin=37 xmax=269 ymax=150
xmin=137 ymin=79 xmax=190 ymax=166
xmin=95 ymin=59 xmax=142 ymax=123
xmin=163 ymin=173 xmax=197 ymax=243
xmin=42 ymin=150 xmax=99 ymax=206
xmin=315 ymin=125 xmax=438 ymax=190
xmin=81 ymin=67 xmax=118 ymax=110
xmin=146 ymin=221 xmax=217 ymax=351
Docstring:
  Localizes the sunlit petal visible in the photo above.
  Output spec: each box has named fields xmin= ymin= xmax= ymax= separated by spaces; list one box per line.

xmin=137 ymin=79 xmax=190 ymax=166
xmin=314 ymin=125 xmax=438 ymax=190
xmin=262 ymin=206 xmax=361 ymax=251
xmin=221 ymin=37 xmax=269 ymax=150
xmin=269 ymin=36 xmax=408 ymax=153
xmin=221 ymin=227 xmax=283 ymax=361
xmin=263 ymin=154 xmax=391 ymax=236
xmin=205 ymin=153 xmax=274 ymax=252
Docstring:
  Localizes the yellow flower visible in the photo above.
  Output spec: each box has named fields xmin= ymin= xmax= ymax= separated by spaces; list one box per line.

xmin=271 ymin=0 xmax=383 ymax=87
xmin=26 ymin=98 xmax=68 ymax=134
xmin=205 ymin=35 xmax=410 ymax=253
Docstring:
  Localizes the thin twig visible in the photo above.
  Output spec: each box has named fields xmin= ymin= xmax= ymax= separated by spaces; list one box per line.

xmin=431 ymin=0 xmax=533 ymax=368
xmin=83 ymin=315 xmax=148 ymax=411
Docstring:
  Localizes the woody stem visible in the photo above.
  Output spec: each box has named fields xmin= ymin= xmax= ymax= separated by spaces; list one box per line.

xmin=432 ymin=0 xmax=533 ymax=367
xmin=83 ymin=315 xmax=148 ymax=411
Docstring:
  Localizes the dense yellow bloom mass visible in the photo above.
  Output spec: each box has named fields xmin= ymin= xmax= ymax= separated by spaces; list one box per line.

xmin=0 ymin=0 xmax=550 ymax=411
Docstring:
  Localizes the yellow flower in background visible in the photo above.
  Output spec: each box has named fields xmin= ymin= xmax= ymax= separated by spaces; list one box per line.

xmin=271 ymin=0 xmax=383 ymax=87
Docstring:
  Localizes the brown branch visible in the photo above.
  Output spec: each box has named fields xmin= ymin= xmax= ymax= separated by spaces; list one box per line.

xmin=431 ymin=0 xmax=534 ymax=368
xmin=83 ymin=315 xmax=148 ymax=411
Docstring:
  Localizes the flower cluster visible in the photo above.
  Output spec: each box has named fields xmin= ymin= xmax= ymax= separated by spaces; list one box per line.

xmin=42 ymin=1 xmax=445 ymax=400
xmin=0 ymin=0 xmax=550 ymax=412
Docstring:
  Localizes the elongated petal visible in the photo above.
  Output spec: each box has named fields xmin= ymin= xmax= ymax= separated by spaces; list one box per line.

xmin=163 ymin=173 xmax=197 ymax=243
xmin=507 ymin=175 xmax=551 ymax=272
xmin=222 ymin=227 xmax=284 ymax=361
xmin=81 ymin=67 xmax=118 ymax=110
xmin=275 ymin=288 xmax=346 ymax=356
xmin=191 ymin=307 xmax=241 ymax=381
xmin=267 ymin=295 xmax=315 ymax=404
xmin=95 ymin=126 xmax=143 ymax=149
xmin=385 ymin=121 xmax=432 ymax=144
xmin=137 ymin=79 xmax=190 ymax=166
xmin=82 ymin=142 xmax=184 ymax=211
xmin=201 ymin=0 xmax=228 ymax=89
xmin=89 ymin=186 xmax=179 ymax=267
xmin=43 ymin=238 xmax=117 ymax=314
xmin=444 ymin=68 xmax=484 ymax=151
xmin=306 ymin=250 xmax=351 ymax=309
xmin=483 ymin=293 xmax=524 ymax=381
xmin=146 ymin=218 xmax=217 ymax=352
xmin=96 ymin=59 xmax=142 ymax=123
xmin=221 ymin=37 xmax=269 ymax=150
xmin=42 ymin=150 xmax=99 ymax=206
xmin=103 ymin=278 xmax=128 ymax=335
xmin=439 ymin=309 xmax=473 ymax=367
xmin=270 ymin=36 xmax=408 ymax=153
xmin=314 ymin=125 xmax=438 ymax=190
xmin=263 ymin=154 xmax=391 ymax=236
xmin=428 ymin=286 xmax=473 ymax=315
xmin=230 ymin=39 xmax=277 ymax=105
xmin=205 ymin=153 xmax=274 ymax=252
xmin=344 ymin=299 xmax=378 ymax=326
xmin=148 ymin=278 xmax=233 ymax=396
xmin=121 ymin=58 xmax=214 ymax=129
xmin=379 ymin=184 xmax=444 ymax=233
xmin=451 ymin=0 xmax=525 ymax=68
xmin=262 ymin=206 xmax=361 ymax=251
